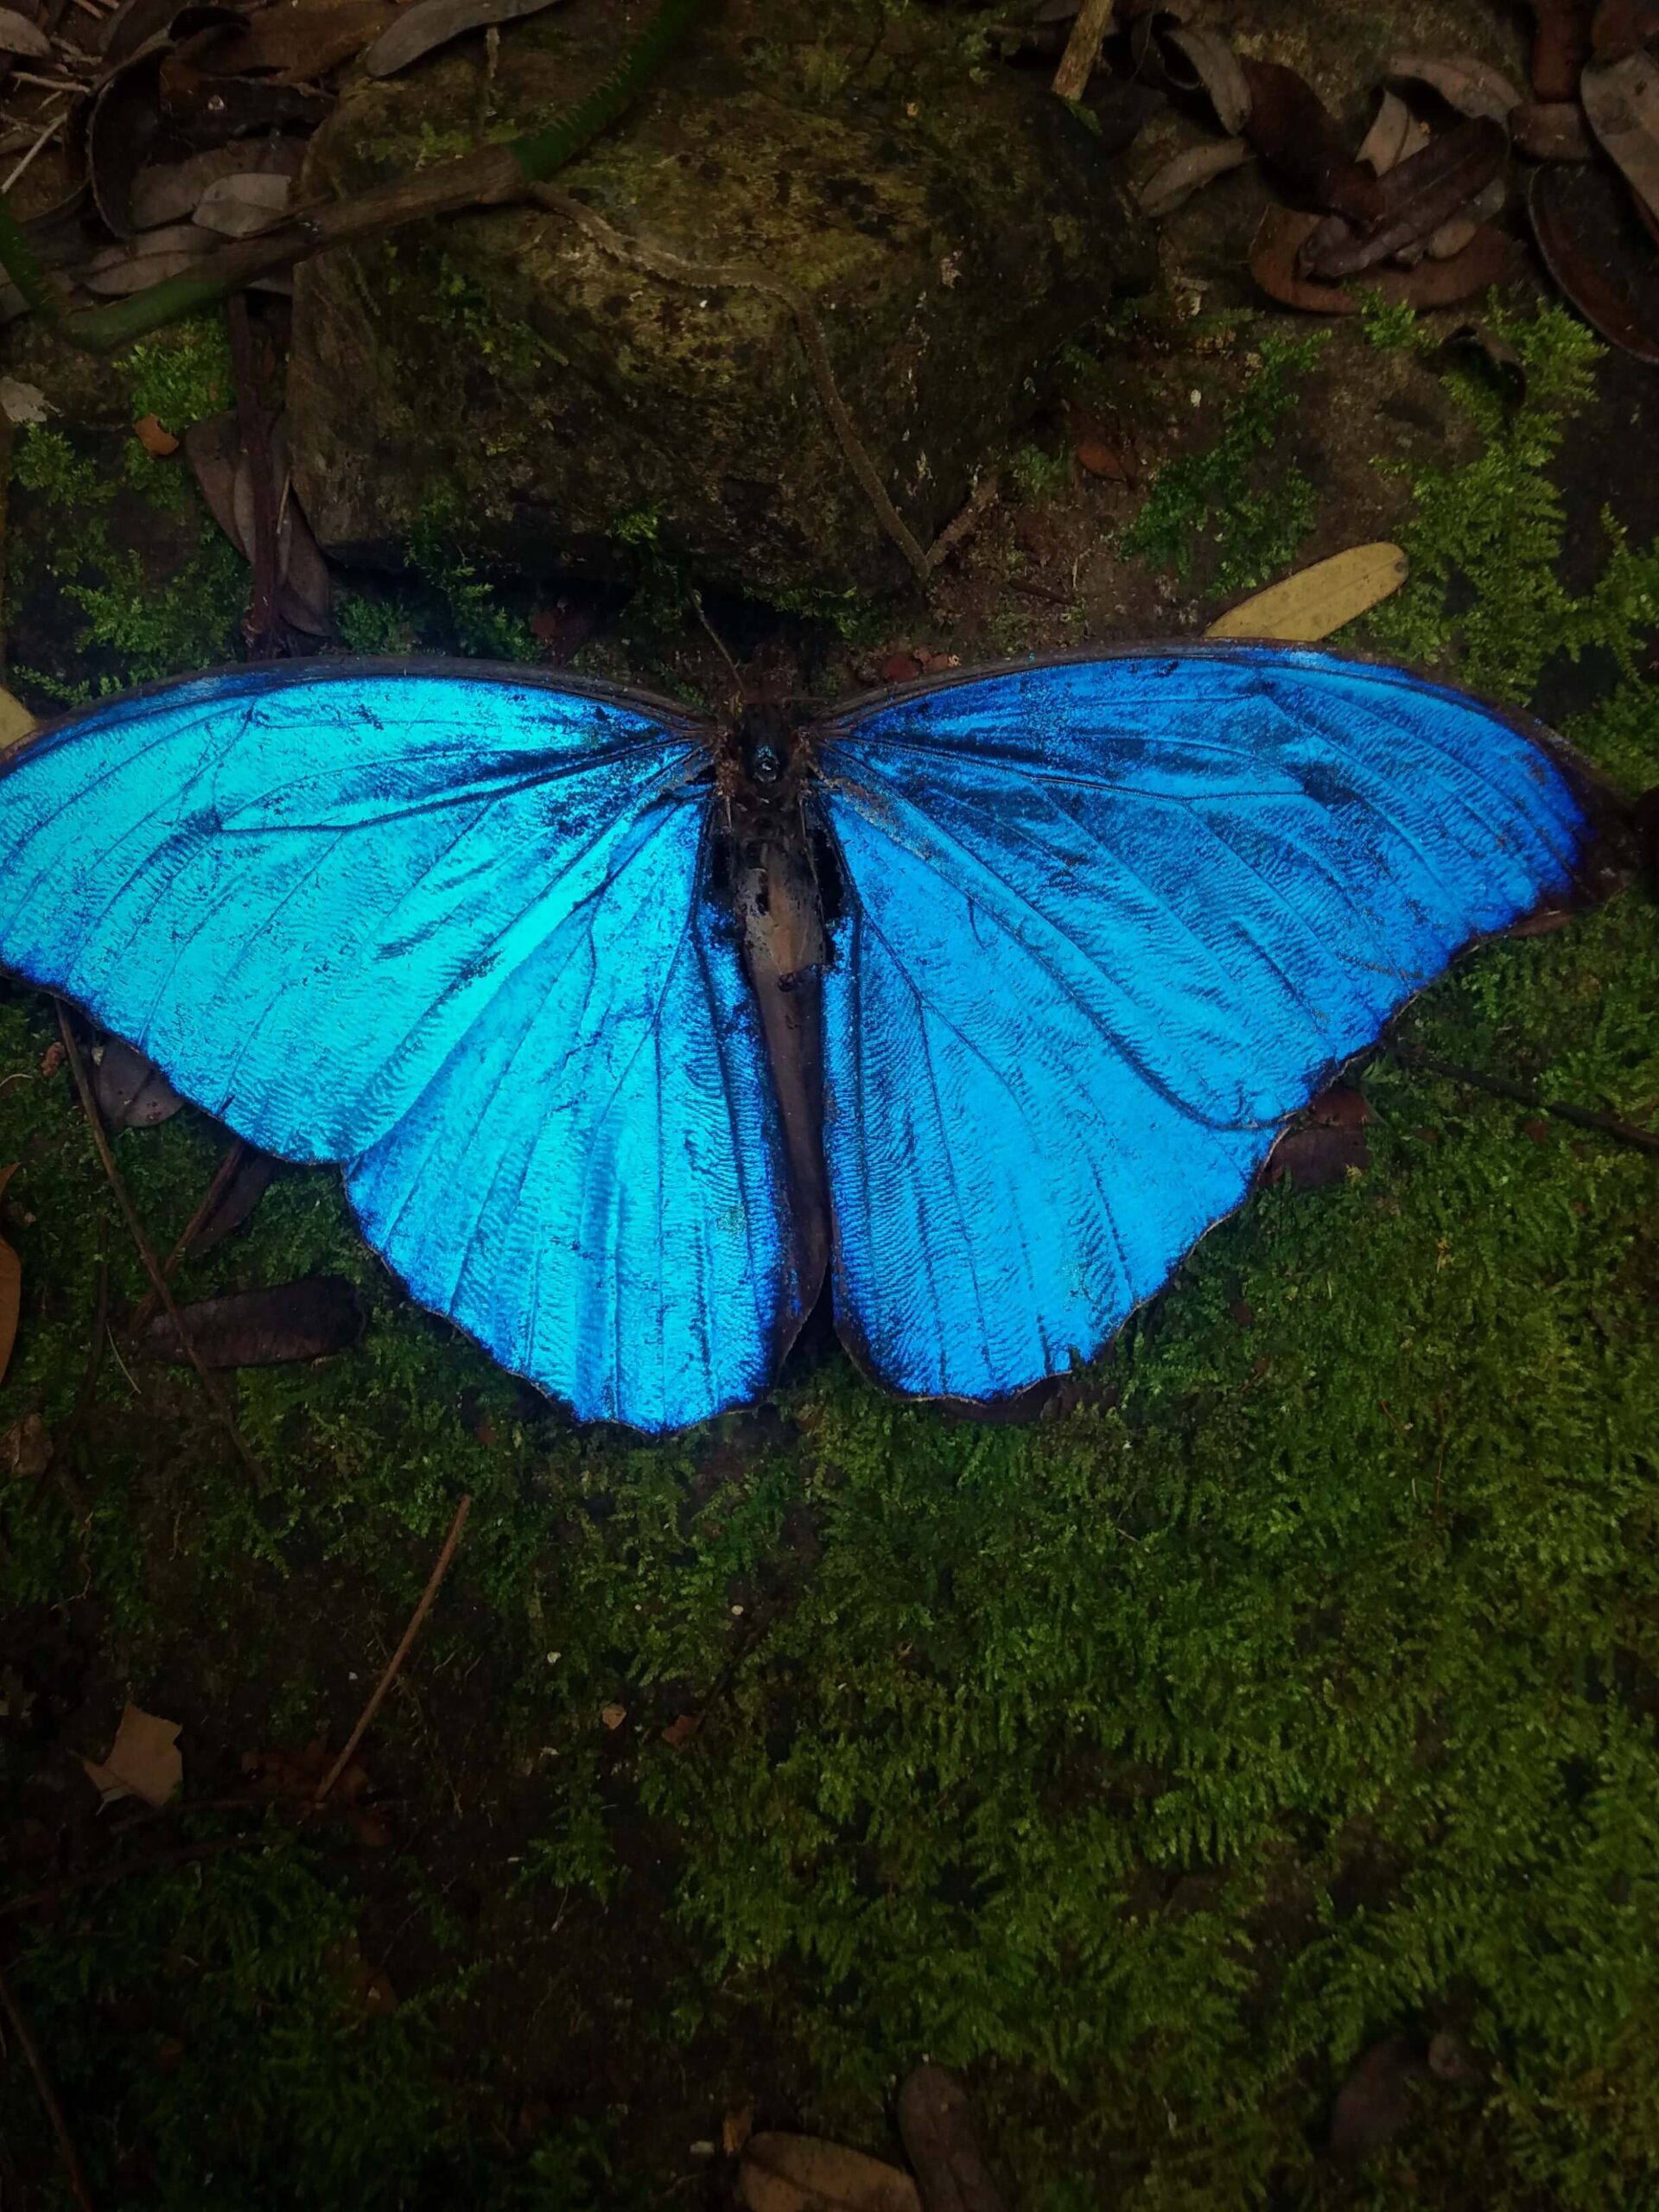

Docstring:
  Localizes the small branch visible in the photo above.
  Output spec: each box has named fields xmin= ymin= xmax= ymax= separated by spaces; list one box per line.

xmin=1052 ymin=0 xmax=1114 ymax=100
xmin=226 ymin=296 xmax=282 ymax=656
xmin=0 ymin=1955 xmax=94 ymax=2212
xmin=130 ymin=1138 xmax=248 ymax=1335
xmin=315 ymin=1493 xmax=473 ymax=1805
xmin=1 ymin=0 xmax=706 ymax=354
xmin=1390 ymin=1045 xmax=1659 ymax=1154
xmin=55 ymin=1007 xmax=268 ymax=1486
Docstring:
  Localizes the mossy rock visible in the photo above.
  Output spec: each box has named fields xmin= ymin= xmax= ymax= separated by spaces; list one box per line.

xmin=288 ymin=0 xmax=1154 ymax=605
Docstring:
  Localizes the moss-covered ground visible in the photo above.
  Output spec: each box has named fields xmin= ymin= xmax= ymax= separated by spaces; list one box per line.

xmin=2 ymin=294 xmax=1657 ymax=2210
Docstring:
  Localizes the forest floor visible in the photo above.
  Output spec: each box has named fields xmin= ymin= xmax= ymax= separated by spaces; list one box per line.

xmin=3 ymin=43 xmax=1659 ymax=2212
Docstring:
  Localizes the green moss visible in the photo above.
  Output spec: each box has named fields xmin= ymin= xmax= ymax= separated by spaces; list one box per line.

xmin=335 ymin=590 xmax=423 ymax=656
xmin=116 ymin=315 xmax=233 ymax=433
xmin=1119 ymin=332 xmax=1328 ymax=593
xmin=1355 ymin=302 xmax=1659 ymax=787
xmin=1008 ymin=440 xmax=1071 ymax=500
xmin=408 ymin=494 xmax=538 ymax=661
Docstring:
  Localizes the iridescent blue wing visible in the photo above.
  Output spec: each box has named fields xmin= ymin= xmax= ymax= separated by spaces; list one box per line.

xmin=0 ymin=664 xmax=804 ymax=1431
xmin=815 ymin=645 xmax=1593 ymax=1403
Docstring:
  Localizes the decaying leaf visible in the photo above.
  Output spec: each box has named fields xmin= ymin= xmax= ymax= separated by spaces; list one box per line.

xmin=3 ymin=1412 xmax=53 ymax=1479
xmin=94 ymin=1036 xmax=183 ymax=1129
xmin=143 ymin=1278 xmax=361 ymax=1368
xmin=738 ymin=2133 xmax=923 ymax=2212
xmin=198 ymin=0 xmax=397 ymax=80
xmin=1239 ymin=59 xmax=1383 ymax=226
xmin=1581 ymin=49 xmax=1659 ymax=223
xmin=185 ymin=1150 xmax=276 ymax=1262
xmin=1161 ymin=25 xmax=1251 ymax=134
xmin=1252 ymin=205 xmax=1509 ymax=314
xmin=1206 ymin=544 xmax=1408 ymax=641
xmin=129 ymin=138 xmax=306 ymax=229
xmin=80 ymin=1703 xmax=183 ymax=1808
xmin=1357 ymin=90 xmax=1429 ymax=176
xmin=0 ymin=687 xmax=38 ymax=752
xmin=192 ymin=168 xmax=293 ymax=238
xmin=1309 ymin=1084 xmax=1375 ymax=1129
xmin=1137 ymin=136 xmax=1252 ymax=217
xmin=184 ymin=410 xmax=334 ymax=634
xmin=723 ymin=2106 xmax=755 ymax=2157
xmin=0 ymin=7 xmax=52 ymax=56
xmin=1300 ymin=118 xmax=1508 ymax=280
xmin=0 ymin=1164 xmax=19 ymax=1389
xmin=661 ymin=1712 xmax=700 ymax=1746
xmin=134 ymin=411 xmax=179 ymax=455
xmin=1388 ymin=53 xmax=1526 ymax=124
xmin=601 ymin=1700 xmax=628 ymax=1731
xmin=0 ymin=376 xmax=51 ymax=425
xmin=1529 ymin=161 xmax=1659 ymax=362
xmin=80 ymin=223 xmax=213 ymax=296
xmin=1262 ymin=1122 xmax=1370 ymax=1190
xmin=363 ymin=0 xmax=565 ymax=78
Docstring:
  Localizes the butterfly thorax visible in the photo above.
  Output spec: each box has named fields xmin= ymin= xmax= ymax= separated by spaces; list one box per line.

xmin=725 ymin=707 xmax=826 ymax=987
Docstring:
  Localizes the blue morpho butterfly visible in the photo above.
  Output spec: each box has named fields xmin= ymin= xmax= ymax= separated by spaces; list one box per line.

xmin=0 ymin=645 xmax=1609 ymax=1433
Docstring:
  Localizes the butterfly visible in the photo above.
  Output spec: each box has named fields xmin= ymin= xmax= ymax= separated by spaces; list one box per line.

xmin=0 ymin=645 xmax=1603 ymax=1432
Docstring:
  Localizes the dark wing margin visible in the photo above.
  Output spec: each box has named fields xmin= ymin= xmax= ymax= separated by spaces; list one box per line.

xmin=813 ymin=645 xmax=1599 ymax=1405
xmin=0 ymin=663 xmax=807 ymax=1431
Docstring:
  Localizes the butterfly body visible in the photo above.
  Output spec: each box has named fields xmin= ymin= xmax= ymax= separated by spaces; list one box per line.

xmin=0 ymin=648 xmax=1610 ymax=1432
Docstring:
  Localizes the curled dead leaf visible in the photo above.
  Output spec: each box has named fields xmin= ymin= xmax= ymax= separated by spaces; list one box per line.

xmin=1510 ymin=99 xmax=1596 ymax=159
xmin=738 ymin=2133 xmax=922 ymax=2212
xmin=0 ymin=686 xmax=37 ymax=753
xmin=1161 ymin=25 xmax=1251 ymax=134
xmin=1205 ymin=544 xmax=1408 ymax=641
xmin=1529 ymin=0 xmax=1593 ymax=99
xmin=94 ymin=1036 xmax=182 ymax=1129
xmin=1529 ymin=160 xmax=1659 ymax=362
xmin=192 ymin=169 xmax=293 ymax=238
xmin=1252 ymin=205 xmax=1509 ymax=314
xmin=1137 ymin=136 xmax=1252 ymax=217
xmin=723 ymin=2105 xmax=755 ymax=2157
xmin=80 ymin=1703 xmax=183 ymax=1808
xmin=134 ymin=411 xmax=179 ymax=456
xmin=1300 ymin=118 xmax=1508 ymax=280
xmin=129 ymin=140 xmax=307 ymax=230
xmin=601 ymin=1700 xmax=629 ymax=1731
xmin=1239 ymin=58 xmax=1384 ymax=226
xmin=80 ymin=225 xmax=213 ymax=296
xmin=1358 ymin=89 xmax=1430 ymax=176
xmin=1262 ymin=1122 xmax=1370 ymax=1190
xmin=1388 ymin=53 xmax=1526 ymax=124
xmin=1592 ymin=0 xmax=1659 ymax=61
xmin=0 ymin=7 xmax=53 ymax=56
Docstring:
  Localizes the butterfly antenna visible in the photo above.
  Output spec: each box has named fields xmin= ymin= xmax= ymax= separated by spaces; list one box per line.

xmin=689 ymin=585 xmax=747 ymax=711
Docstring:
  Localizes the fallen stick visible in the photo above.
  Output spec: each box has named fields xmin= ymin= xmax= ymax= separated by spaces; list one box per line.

xmin=1052 ymin=0 xmax=1114 ymax=100
xmin=315 ymin=1493 xmax=473 ymax=1805
xmin=1390 ymin=1045 xmax=1659 ymax=1154
xmin=129 ymin=1138 xmax=249 ymax=1335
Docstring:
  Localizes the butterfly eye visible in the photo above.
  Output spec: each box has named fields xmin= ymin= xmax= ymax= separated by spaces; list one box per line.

xmin=747 ymin=739 xmax=783 ymax=786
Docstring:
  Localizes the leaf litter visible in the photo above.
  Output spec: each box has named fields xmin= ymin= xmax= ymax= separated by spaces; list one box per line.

xmin=79 ymin=1703 xmax=183 ymax=1809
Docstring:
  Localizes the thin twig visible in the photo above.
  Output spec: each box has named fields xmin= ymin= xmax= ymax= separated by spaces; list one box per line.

xmin=315 ymin=1493 xmax=473 ymax=1805
xmin=54 ymin=1007 xmax=268 ymax=1485
xmin=1 ymin=111 xmax=64 ymax=197
xmin=226 ymin=294 xmax=281 ymax=655
xmin=1390 ymin=1045 xmax=1659 ymax=1154
xmin=0 ymin=1955 xmax=94 ymax=2211
xmin=1052 ymin=0 xmax=1114 ymax=99
xmin=130 ymin=1138 xmax=248 ymax=1335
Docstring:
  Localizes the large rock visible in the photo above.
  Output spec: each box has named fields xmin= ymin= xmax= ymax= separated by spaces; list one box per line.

xmin=289 ymin=0 xmax=1154 ymax=606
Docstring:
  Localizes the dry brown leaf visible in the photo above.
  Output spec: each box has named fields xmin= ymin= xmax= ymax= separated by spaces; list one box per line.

xmin=0 ymin=7 xmax=52 ymax=57
xmin=0 ymin=376 xmax=51 ymax=424
xmin=1206 ymin=543 xmax=1408 ymax=641
xmin=3 ymin=1412 xmax=53 ymax=1479
xmin=723 ymin=2105 xmax=755 ymax=2157
xmin=738 ymin=2133 xmax=923 ymax=2212
xmin=363 ymin=0 xmax=565 ymax=77
xmin=0 ymin=686 xmax=37 ymax=753
xmin=1162 ymin=24 xmax=1251 ymax=133
xmin=1592 ymin=0 xmax=1659 ymax=61
xmin=1510 ymin=99 xmax=1595 ymax=159
xmin=1252 ymin=204 xmax=1509 ymax=313
xmin=130 ymin=140 xmax=307 ymax=230
xmin=1581 ymin=49 xmax=1659 ymax=222
xmin=1389 ymin=52 xmax=1526 ymax=124
xmin=1300 ymin=117 xmax=1508 ymax=280
xmin=80 ymin=1703 xmax=183 ymax=1808
xmin=201 ymin=0 xmax=397 ymax=79
xmin=601 ymin=1700 xmax=628 ymax=1731
xmin=81 ymin=226 xmax=213 ymax=296
xmin=134 ymin=411 xmax=179 ymax=456
xmin=0 ymin=1164 xmax=19 ymax=1389
xmin=1136 ymin=136 xmax=1252 ymax=217
xmin=1529 ymin=161 xmax=1659 ymax=362
xmin=192 ymin=170 xmax=293 ymax=238
xmin=94 ymin=1036 xmax=182 ymax=1129
xmin=142 ymin=1279 xmax=362 ymax=1368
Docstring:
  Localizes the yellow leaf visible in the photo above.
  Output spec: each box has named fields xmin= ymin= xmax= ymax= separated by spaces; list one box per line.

xmin=79 ymin=1703 xmax=184 ymax=1808
xmin=738 ymin=2133 xmax=922 ymax=2212
xmin=1206 ymin=543 xmax=1409 ymax=642
xmin=0 ymin=1163 xmax=17 ymax=1388
xmin=0 ymin=686 xmax=37 ymax=753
